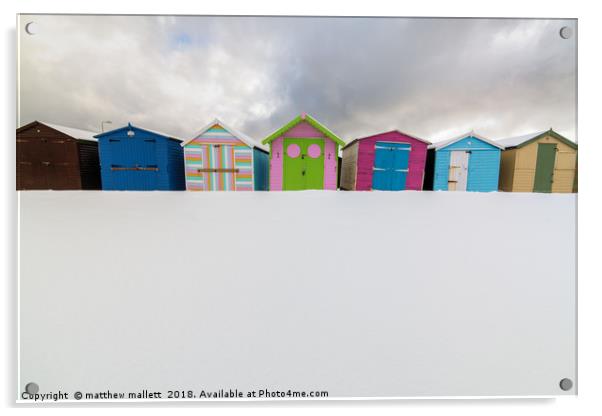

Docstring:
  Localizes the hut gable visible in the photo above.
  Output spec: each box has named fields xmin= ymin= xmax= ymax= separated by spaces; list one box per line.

xmin=497 ymin=129 xmax=577 ymax=150
xmin=262 ymin=113 xmax=345 ymax=147
xmin=430 ymin=131 xmax=504 ymax=151
xmin=17 ymin=121 xmax=98 ymax=142
xmin=182 ymin=118 xmax=267 ymax=151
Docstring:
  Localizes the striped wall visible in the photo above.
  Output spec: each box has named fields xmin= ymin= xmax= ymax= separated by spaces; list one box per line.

xmin=183 ymin=124 xmax=254 ymax=191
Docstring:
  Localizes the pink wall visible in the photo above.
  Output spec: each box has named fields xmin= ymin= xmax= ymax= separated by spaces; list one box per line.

xmin=355 ymin=131 xmax=428 ymax=191
xmin=283 ymin=121 xmax=324 ymax=138
xmin=323 ymin=139 xmax=337 ymax=190
xmin=269 ymin=121 xmax=338 ymax=190
xmin=269 ymin=137 xmax=283 ymax=191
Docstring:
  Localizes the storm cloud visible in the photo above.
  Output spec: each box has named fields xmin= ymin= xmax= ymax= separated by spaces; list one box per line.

xmin=18 ymin=15 xmax=577 ymax=143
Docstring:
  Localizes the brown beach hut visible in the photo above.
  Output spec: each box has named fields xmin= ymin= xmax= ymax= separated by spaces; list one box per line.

xmin=17 ymin=121 xmax=101 ymax=190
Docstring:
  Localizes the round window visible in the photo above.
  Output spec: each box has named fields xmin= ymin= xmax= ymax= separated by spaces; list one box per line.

xmin=308 ymin=144 xmax=321 ymax=158
xmin=287 ymin=143 xmax=301 ymax=158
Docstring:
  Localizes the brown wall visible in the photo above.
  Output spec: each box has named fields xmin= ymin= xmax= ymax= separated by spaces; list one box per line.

xmin=340 ymin=141 xmax=359 ymax=190
xmin=499 ymin=148 xmax=517 ymax=192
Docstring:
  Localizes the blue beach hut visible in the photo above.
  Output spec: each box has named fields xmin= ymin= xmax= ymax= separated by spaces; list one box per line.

xmin=425 ymin=131 xmax=504 ymax=192
xmin=95 ymin=123 xmax=185 ymax=190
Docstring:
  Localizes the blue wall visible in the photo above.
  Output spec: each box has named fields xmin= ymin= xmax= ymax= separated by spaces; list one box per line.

xmin=97 ymin=124 xmax=185 ymax=191
xmin=253 ymin=148 xmax=269 ymax=191
xmin=433 ymin=136 xmax=501 ymax=192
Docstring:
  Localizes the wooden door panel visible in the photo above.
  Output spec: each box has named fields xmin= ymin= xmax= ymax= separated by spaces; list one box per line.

xmin=534 ymin=144 xmax=556 ymax=193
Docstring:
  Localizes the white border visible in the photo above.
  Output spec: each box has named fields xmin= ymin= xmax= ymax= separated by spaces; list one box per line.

xmin=3 ymin=1 xmax=600 ymax=414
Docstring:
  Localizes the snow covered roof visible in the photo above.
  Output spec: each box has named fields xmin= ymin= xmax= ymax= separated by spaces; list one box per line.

xmin=429 ymin=131 xmax=504 ymax=150
xmin=495 ymin=131 xmax=548 ymax=148
xmin=35 ymin=121 xmax=98 ymax=142
xmin=182 ymin=118 xmax=268 ymax=151
xmin=496 ymin=129 xmax=577 ymax=149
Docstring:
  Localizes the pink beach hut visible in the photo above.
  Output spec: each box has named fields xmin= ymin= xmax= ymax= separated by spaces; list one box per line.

xmin=261 ymin=113 xmax=345 ymax=191
xmin=340 ymin=130 xmax=431 ymax=191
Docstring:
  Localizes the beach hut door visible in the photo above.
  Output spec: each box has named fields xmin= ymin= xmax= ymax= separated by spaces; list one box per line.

xmin=283 ymin=139 xmax=325 ymax=190
xmin=533 ymin=144 xmax=556 ymax=193
xmin=17 ymin=138 xmax=49 ymax=189
xmin=109 ymin=138 xmax=159 ymax=190
xmin=204 ymin=144 xmax=236 ymax=191
xmin=448 ymin=151 xmax=470 ymax=191
xmin=372 ymin=142 xmax=410 ymax=191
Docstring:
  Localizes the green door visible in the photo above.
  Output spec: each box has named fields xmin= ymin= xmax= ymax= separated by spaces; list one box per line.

xmin=533 ymin=143 xmax=556 ymax=193
xmin=283 ymin=138 xmax=325 ymax=190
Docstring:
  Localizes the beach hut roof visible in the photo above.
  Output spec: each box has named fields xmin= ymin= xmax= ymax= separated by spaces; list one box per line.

xmin=261 ymin=113 xmax=345 ymax=146
xmin=343 ymin=129 xmax=431 ymax=149
xmin=496 ymin=129 xmax=577 ymax=149
xmin=94 ymin=123 xmax=183 ymax=142
xmin=181 ymin=118 xmax=268 ymax=152
xmin=18 ymin=121 xmax=98 ymax=142
xmin=428 ymin=131 xmax=504 ymax=150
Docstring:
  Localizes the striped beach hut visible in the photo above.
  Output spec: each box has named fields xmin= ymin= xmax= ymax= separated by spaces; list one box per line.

xmin=181 ymin=119 xmax=269 ymax=191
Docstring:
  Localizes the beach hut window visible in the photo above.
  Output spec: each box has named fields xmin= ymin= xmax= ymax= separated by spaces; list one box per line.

xmin=287 ymin=143 xmax=301 ymax=158
xmin=308 ymin=144 xmax=321 ymax=158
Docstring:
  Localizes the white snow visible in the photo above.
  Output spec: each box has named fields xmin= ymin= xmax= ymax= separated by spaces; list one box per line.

xmin=40 ymin=121 xmax=98 ymax=142
xmin=18 ymin=191 xmax=576 ymax=399
xmin=496 ymin=130 xmax=549 ymax=148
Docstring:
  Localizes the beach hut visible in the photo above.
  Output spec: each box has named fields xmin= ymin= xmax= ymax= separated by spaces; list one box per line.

xmin=16 ymin=121 xmax=101 ymax=190
xmin=261 ymin=113 xmax=345 ymax=191
xmin=180 ymin=119 xmax=269 ymax=191
xmin=497 ymin=129 xmax=577 ymax=193
xmin=95 ymin=123 xmax=185 ymax=191
xmin=340 ymin=130 xmax=431 ymax=191
xmin=425 ymin=131 xmax=503 ymax=192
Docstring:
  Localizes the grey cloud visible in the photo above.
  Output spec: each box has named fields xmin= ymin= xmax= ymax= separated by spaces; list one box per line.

xmin=18 ymin=15 xmax=576 ymax=143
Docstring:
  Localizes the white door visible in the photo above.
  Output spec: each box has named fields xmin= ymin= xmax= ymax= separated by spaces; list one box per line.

xmin=448 ymin=151 xmax=470 ymax=191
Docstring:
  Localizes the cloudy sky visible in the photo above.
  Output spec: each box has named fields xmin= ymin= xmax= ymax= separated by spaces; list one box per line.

xmin=18 ymin=15 xmax=577 ymax=143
